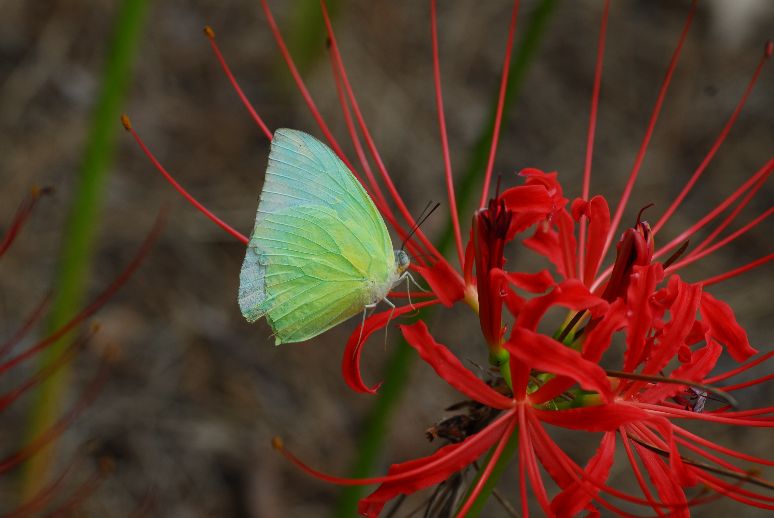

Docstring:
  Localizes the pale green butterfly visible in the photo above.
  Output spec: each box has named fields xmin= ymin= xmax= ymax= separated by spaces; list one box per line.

xmin=238 ymin=128 xmax=411 ymax=345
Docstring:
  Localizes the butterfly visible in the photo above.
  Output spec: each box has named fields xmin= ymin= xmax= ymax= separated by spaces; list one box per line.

xmin=238 ymin=129 xmax=412 ymax=344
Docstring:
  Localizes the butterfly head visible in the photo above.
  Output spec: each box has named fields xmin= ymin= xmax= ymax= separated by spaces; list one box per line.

xmin=394 ymin=250 xmax=410 ymax=274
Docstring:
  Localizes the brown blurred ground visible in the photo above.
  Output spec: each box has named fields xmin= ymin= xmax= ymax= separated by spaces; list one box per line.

xmin=0 ymin=0 xmax=772 ymax=516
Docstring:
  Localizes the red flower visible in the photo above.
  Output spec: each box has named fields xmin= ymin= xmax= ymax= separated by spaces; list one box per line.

xmin=125 ymin=0 xmax=772 ymax=515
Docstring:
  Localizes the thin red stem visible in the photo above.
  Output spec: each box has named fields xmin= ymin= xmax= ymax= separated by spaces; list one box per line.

xmin=0 ymin=292 xmax=51 ymax=359
xmin=621 ymin=430 xmax=664 ymax=515
xmin=430 ymin=0 xmax=464 ymax=268
xmin=653 ymin=158 xmax=773 ymax=261
xmin=0 ymin=212 xmax=163 ymax=375
xmin=636 ymin=402 xmax=773 ymax=426
xmin=673 ymin=423 xmax=774 ymax=466
xmin=578 ymin=0 xmax=610 ymax=277
xmin=320 ymin=1 xmax=442 ymax=262
xmin=0 ymin=327 xmax=93 ymax=412
xmin=479 ymin=0 xmax=520 ymax=209
xmin=122 ymin=116 xmax=248 ymax=245
xmin=204 ymin=26 xmax=273 ymax=141
xmin=0 ymin=358 xmax=109 ymax=474
xmin=700 ymin=252 xmax=774 ymax=287
xmin=653 ymin=41 xmax=772 ymax=235
xmin=705 ymin=351 xmax=772 ymax=384
xmin=259 ymin=0 xmax=353 ymax=167
xmin=0 ymin=187 xmax=52 ymax=258
xmin=2 ymin=458 xmax=80 ymax=518
xmin=325 ymin=40 xmax=425 ymax=263
xmin=272 ymin=411 xmax=513 ymax=486
xmin=455 ymin=415 xmax=518 ymax=518
xmin=689 ymin=175 xmax=767 ymax=258
xmin=601 ymin=0 xmax=697 ymax=263
xmin=721 ymin=373 xmax=774 ymax=392
xmin=667 ymin=207 xmax=773 ymax=274
xmin=592 ymin=158 xmax=774 ymax=291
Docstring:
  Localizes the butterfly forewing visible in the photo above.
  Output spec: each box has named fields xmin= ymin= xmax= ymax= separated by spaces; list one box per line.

xmin=239 ymin=129 xmax=396 ymax=344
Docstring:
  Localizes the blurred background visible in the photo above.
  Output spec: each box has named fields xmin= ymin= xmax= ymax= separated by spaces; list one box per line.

xmin=0 ymin=0 xmax=772 ymax=516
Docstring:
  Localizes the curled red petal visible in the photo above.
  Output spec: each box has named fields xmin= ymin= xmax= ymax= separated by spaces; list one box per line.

xmin=581 ymin=196 xmax=611 ymax=286
xmin=495 ymin=268 xmax=555 ymax=293
xmin=519 ymin=168 xmax=564 ymax=199
xmin=640 ymin=341 xmax=722 ymax=405
xmin=699 ymin=291 xmax=757 ymax=362
xmin=506 ymin=328 xmax=612 ymax=401
xmin=623 ymin=263 xmax=664 ymax=372
xmin=532 ymin=403 xmax=651 ymax=431
xmin=582 ymin=298 xmax=627 ymax=362
xmin=634 ymin=443 xmax=690 ymax=517
xmin=401 ymin=321 xmax=513 ymax=410
xmin=358 ymin=412 xmax=513 ymax=517
xmin=500 ymin=184 xmax=554 ymax=213
xmin=523 ymin=223 xmax=564 ymax=274
xmin=643 ymin=277 xmax=701 ymax=375
xmin=503 ymin=286 xmax=526 ymax=318
xmin=516 ymin=280 xmax=607 ymax=332
xmin=413 ymin=259 xmax=464 ymax=307
xmin=342 ymin=300 xmax=438 ymax=394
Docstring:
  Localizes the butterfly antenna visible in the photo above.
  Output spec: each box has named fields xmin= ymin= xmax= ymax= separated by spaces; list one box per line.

xmin=401 ymin=202 xmax=441 ymax=252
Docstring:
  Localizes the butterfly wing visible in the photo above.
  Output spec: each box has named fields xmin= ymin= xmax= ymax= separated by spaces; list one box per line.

xmin=239 ymin=129 xmax=395 ymax=344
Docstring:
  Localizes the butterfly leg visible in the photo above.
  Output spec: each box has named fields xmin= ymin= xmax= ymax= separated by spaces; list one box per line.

xmin=382 ymin=297 xmax=396 ymax=350
xmin=357 ymin=304 xmax=375 ymax=348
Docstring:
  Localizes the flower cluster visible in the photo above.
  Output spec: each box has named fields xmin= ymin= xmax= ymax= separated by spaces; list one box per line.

xmin=126 ymin=0 xmax=772 ymax=515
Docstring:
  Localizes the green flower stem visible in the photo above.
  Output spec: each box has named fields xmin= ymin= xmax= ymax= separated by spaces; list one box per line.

xmin=334 ymin=1 xmax=558 ymax=515
xmin=20 ymin=0 xmax=148 ymax=502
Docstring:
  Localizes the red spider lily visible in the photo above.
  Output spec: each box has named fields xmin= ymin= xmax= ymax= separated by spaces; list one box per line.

xmin=0 ymin=189 xmax=162 ymax=514
xmin=124 ymin=0 xmax=772 ymax=515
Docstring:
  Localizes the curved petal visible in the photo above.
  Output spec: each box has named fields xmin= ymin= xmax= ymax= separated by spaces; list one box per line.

xmin=401 ymin=321 xmax=513 ymax=410
xmin=515 ymin=280 xmax=607 ymax=332
xmin=623 ymin=263 xmax=663 ymax=372
xmin=494 ymin=267 xmax=556 ymax=293
xmin=414 ymin=259 xmax=465 ymax=307
xmin=507 ymin=328 xmax=613 ymax=401
xmin=640 ymin=341 xmax=722 ymax=405
xmin=700 ymin=291 xmax=757 ymax=362
xmin=532 ymin=404 xmax=651 ymax=431
xmin=572 ymin=195 xmax=611 ymax=286
xmin=342 ymin=299 xmax=438 ymax=394
xmin=582 ymin=298 xmax=627 ymax=362
xmin=643 ymin=277 xmax=701 ymax=375
xmin=358 ymin=412 xmax=513 ymax=517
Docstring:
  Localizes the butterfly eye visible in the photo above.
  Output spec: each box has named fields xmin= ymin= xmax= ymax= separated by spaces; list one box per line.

xmin=395 ymin=250 xmax=410 ymax=272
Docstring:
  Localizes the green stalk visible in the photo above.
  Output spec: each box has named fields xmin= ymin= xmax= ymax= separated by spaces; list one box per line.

xmin=286 ymin=0 xmax=344 ymax=74
xmin=20 ymin=0 xmax=148 ymax=501
xmin=334 ymin=3 xmax=558 ymax=514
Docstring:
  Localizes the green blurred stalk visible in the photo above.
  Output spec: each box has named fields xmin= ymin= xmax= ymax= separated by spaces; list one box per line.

xmin=20 ymin=0 xmax=148 ymax=501
xmin=334 ymin=2 xmax=559 ymax=515
xmin=286 ymin=0 xmax=344 ymax=74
